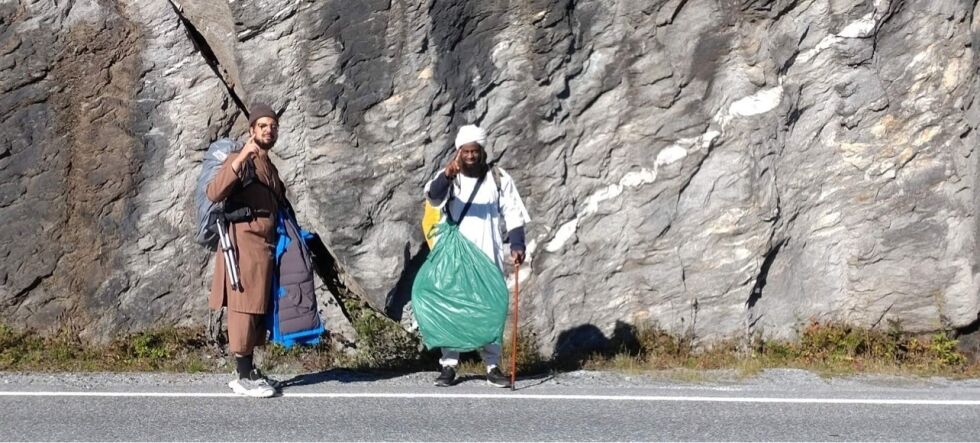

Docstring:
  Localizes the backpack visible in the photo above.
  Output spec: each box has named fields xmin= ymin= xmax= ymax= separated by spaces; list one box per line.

xmin=193 ymin=138 xmax=243 ymax=248
xmin=421 ymin=165 xmax=503 ymax=249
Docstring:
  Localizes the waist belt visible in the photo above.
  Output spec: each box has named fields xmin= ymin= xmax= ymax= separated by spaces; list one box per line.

xmin=224 ymin=206 xmax=272 ymax=223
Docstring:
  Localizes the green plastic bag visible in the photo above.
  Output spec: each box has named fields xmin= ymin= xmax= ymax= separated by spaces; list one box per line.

xmin=412 ymin=221 xmax=509 ymax=352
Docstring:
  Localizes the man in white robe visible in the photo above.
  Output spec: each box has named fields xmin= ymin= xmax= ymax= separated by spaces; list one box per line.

xmin=423 ymin=124 xmax=531 ymax=387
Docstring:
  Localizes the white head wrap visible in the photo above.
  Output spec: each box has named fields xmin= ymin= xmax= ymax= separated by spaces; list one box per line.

xmin=454 ymin=124 xmax=487 ymax=149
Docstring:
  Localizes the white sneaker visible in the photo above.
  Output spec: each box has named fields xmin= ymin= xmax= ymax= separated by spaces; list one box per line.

xmin=249 ymin=368 xmax=282 ymax=390
xmin=228 ymin=378 xmax=275 ymax=398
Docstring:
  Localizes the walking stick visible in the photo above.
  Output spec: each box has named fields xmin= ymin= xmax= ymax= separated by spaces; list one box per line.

xmin=509 ymin=262 xmax=520 ymax=391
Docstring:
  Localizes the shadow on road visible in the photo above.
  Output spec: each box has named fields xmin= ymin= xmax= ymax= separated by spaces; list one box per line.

xmin=445 ymin=372 xmax=556 ymax=390
xmin=280 ymin=369 xmax=414 ymax=388
xmin=515 ymin=373 xmax=555 ymax=390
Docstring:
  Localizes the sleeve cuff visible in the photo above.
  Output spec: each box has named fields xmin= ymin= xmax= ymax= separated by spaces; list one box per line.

xmin=508 ymin=226 xmax=526 ymax=252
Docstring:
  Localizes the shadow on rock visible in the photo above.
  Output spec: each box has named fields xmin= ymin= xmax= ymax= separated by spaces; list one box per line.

xmin=552 ymin=321 xmax=642 ymax=369
xmin=384 ymin=241 xmax=429 ymax=322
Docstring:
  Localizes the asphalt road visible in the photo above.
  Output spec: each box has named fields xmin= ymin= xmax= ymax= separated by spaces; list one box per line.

xmin=1 ymin=369 xmax=978 ymax=441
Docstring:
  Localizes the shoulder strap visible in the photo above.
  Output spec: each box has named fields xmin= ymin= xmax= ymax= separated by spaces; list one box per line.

xmin=489 ymin=164 xmax=505 ymax=217
xmin=243 ymin=160 xmax=284 ymax=199
xmin=490 ymin=163 xmax=503 ymax=194
xmin=247 ymin=168 xmax=295 ymax=219
xmin=446 ymin=172 xmax=487 ymax=225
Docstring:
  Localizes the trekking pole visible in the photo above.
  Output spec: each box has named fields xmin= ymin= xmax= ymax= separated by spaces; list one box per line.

xmin=214 ymin=215 xmax=242 ymax=291
xmin=509 ymin=262 xmax=520 ymax=391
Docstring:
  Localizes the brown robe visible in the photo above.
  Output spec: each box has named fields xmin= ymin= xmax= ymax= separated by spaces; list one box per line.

xmin=206 ymin=151 xmax=285 ymax=314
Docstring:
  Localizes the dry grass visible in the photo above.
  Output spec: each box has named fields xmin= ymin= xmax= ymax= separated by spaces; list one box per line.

xmin=0 ymin=324 xmax=218 ymax=372
xmin=261 ymin=340 xmax=335 ymax=373
xmin=1 ymin=321 xmax=977 ymax=380
xmin=579 ymin=321 xmax=980 ymax=379
xmin=451 ymin=329 xmax=547 ymax=376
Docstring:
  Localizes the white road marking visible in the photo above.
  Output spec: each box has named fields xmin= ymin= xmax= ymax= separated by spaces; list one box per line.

xmin=0 ymin=391 xmax=978 ymax=405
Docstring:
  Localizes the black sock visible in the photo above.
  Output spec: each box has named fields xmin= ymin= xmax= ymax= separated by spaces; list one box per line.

xmin=236 ymin=354 xmax=253 ymax=379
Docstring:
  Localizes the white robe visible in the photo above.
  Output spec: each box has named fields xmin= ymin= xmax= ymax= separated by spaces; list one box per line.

xmin=424 ymin=167 xmax=531 ymax=271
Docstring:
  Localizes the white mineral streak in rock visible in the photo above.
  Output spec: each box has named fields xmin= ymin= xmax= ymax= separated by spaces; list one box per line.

xmin=545 ymin=131 xmax=717 ymax=253
xmin=838 ymin=13 xmax=877 ymax=38
xmin=714 ymin=87 xmax=783 ymax=128
xmin=273 ymin=3 xmax=298 ymax=21
xmin=582 ymin=184 xmax=624 ymax=217
xmin=546 ymin=219 xmax=579 ymax=252
xmin=729 ymin=87 xmax=784 ymax=118
xmin=800 ymin=12 xmax=884 ymax=63
xmin=654 ymin=147 xmax=688 ymax=169
xmin=621 ymin=168 xmax=658 ymax=187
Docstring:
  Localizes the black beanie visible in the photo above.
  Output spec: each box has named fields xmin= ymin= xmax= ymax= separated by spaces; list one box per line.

xmin=248 ymin=102 xmax=277 ymax=126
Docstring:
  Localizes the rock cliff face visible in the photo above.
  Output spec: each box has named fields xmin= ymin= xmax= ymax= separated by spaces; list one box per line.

xmin=2 ymin=0 xmax=979 ymax=356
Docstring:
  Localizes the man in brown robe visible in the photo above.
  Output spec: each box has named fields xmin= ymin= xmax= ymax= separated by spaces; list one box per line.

xmin=207 ymin=102 xmax=285 ymax=398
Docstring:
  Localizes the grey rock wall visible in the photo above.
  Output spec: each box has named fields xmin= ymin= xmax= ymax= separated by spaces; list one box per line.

xmin=2 ymin=0 xmax=979 ymax=356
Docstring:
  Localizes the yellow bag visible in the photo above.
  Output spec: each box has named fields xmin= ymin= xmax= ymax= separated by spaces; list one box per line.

xmin=421 ymin=201 xmax=442 ymax=249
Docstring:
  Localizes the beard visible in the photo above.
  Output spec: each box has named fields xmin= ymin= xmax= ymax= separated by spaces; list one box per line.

xmin=255 ymin=136 xmax=276 ymax=150
xmin=460 ymin=158 xmax=486 ymax=176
